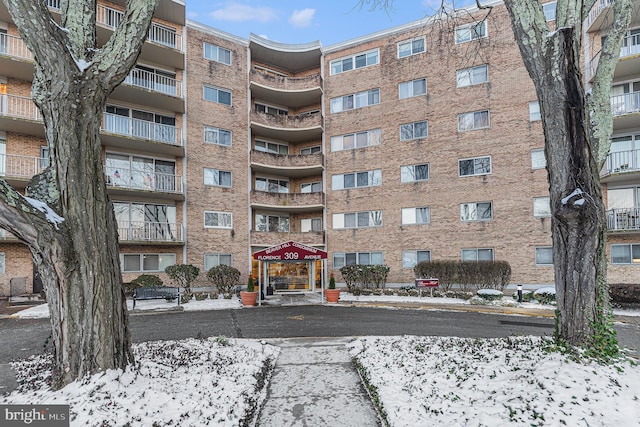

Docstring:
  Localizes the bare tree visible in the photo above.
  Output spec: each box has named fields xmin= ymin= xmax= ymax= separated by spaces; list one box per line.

xmin=0 ymin=0 xmax=159 ymax=387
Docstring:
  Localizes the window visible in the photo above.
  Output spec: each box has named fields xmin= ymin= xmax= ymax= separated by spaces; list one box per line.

xmin=204 ymin=42 xmax=231 ymax=65
xmin=330 ymin=88 xmax=380 ymax=113
xmin=255 ymin=177 xmax=289 ymax=193
xmin=120 ymin=253 xmax=176 ymax=272
xmin=458 ymin=110 xmax=490 ymax=131
xmin=204 ymin=211 xmax=232 ymax=229
xmin=255 ymin=103 xmax=288 ymax=116
xmin=611 ymin=244 xmax=640 ymax=264
xmin=533 ymin=196 xmax=551 ymax=217
xmin=301 ymin=217 xmax=322 ymax=232
xmin=203 ymin=85 xmax=231 ymax=106
xmin=543 ymin=2 xmax=557 ymax=21
xmin=455 ymin=20 xmax=487 ymax=43
xmin=461 ymin=248 xmax=494 ymax=261
xmin=0 ymin=252 xmax=4 ymax=274
xmin=460 ymin=202 xmax=493 ymax=221
xmin=401 ymin=163 xmax=429 ymax=183
xmin=105 ymin=153 xmax=176 ymax=192
xmin=204 ymin=126 xmax=231 ymax=146
xmin=456 ymin=65 xmax=489 ymax=87
xmin=402 ymin=250 xmax=431 ymax=268
xmin=459 ymin=156 xmax=491 ymax=177
xmin=40 ymin=146 xmax=50 ymax=169
xmin=204 ymin=168 xmax=232 ymax=187
xmin=399 ymin=78 xmax=427 ymax=99
xmin=301 ymin=182 xmax=322 ymax=193
xmin=529 ymin=101 xmax=541 ymax=121
xmin=330 ymin=49 xmax=379 ymax=75
xmin=398 ymin=37 xmax=425 ymax=58
xmin=300 ymin=146 xmax=321 ymax=155
xmin=255 ymin=140 xmax=288 ymax=155
xmin=204 ymin=253 xmax=232 ymax=270
xmin=333 ymin=252 xmax=383 ymax=268
xmin=104 ymin=105 xmax=177 ymax=144
xmin=113 ymin=202 xmax=177 ymax=241
xmin=255 ymin=214 xmax=289 ymax=232
xmin=531 ymin=149 xmax=547 ymax=169
xmin=400 ymin=121 xmax=428 ymax=141
xmin=332 ymin=170 xmax=381 ymax=190
xmin=331 ymin=129 xmax=381 ymax=151
xmin=333 ymin=211 xmax=383 ymax=229
xmin=401 ymin=207 xmax=430 ymax=225
xmin=535 ymin=247 xmax=553 ymax=265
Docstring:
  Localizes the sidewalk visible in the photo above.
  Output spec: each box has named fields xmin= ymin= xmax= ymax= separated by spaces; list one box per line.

xmin=257 ymin=337 xmax=381 ymax=426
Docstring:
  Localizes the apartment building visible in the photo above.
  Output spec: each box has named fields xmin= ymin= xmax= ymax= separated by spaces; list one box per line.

xmin=0 ymin=0 xmax=636 ymax=296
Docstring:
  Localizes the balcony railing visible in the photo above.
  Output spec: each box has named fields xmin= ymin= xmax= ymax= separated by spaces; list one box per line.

xmin=0 ymin=154 xmax=48 ymax=180
xmin=105 ymin=166 xmax=183 ymax=194
xmin=607 ymin=208 xmax=640 ymax=231
xmin=250 ymin=150 xmax=323 ymax=169
xmin=250 ymin=68 xmax=322 ymax=91
xmin=124 ymin=67 xmax=182 ymax=97
xmin=102 ymin=113 xmax=182 ymax=146
xmin=585 ymin=0 xmax=614 ymax=29
xmin=611 ymin=91 xmax=640 ymax=116
xmin=251 ymin=110 xmax=322 ymax=130
xmin=251 ymin=190 xmax=324 ymax=207
xmin=602 ymin=148 xmax=640 ymax=175
xmin=0 ymin=94 xmax=42 ymax=122
xmin=620 ymin=33 xmax=640 ymax=58
xmin=0 ymin=33 xmax=33 ymax=61
xmin=117 ymin=221 xmax=182 ymax=242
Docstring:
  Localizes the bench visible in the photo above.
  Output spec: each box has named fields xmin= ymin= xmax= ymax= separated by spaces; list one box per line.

xmin=133 ymin=286 xmax=180 ymax=309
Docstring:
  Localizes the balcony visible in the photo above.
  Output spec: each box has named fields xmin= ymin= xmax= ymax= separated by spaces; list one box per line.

xmin=250 ymin=230 xmax=325 ymax=247
xmin=100 ymin=113 xmax=184 ymax=156
xmin=251 ymin=110 xmax=322 ymax=143
xmin=588 ymin=33 xmax=640 ymax=81
xmin=250 ymin=68 xmax=322 ymax=108
xmin=112 ymin=67 xmax=185 ymax=113
xmin=0 ymin=153 xmax=47 ymax=188
xmin=0 ymin=229 xmax=20 ymax=242
xmin=607 ymin=208 xmax=640 ymax=233
xmin=585 ymin=0 xmax=614 ymax=33
xmin=601 ymin=148 xmax=640 ymax=182
xmin=250 ymin=150 xmax=323 ymax=177
xmin=105 ymin=166 xmax=184 ymax=200
xmin=611 ymin=91 xmax=640 ymax=130
xmin=0 ymin=33 xmax=34 ymax=80
xmin=0 ymin=94 xmax=44 ymax=137
xmin=250 ymin=191 xmax=324 ymax=213
xmin=117 ymin=221 xmax=184 ymax=244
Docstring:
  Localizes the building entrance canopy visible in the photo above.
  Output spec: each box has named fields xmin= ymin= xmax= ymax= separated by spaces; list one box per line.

xmin=253 ymin=240 xmax=327 ymax=261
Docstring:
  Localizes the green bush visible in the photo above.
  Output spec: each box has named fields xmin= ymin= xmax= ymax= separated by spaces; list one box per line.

xmin=413 ymin=260 xmax=458 ymax=291
xmin=194 ymin=292 xmax=210 ymax=301
xmin=207 ymin=265 xmax=241 ymax=298
xmin=339 ymin=264 xmax=391 ymax=293
xmin=414 ymin=260 xmax=512 ymax=292
xmin=247 ymin=276 xmax=255 ymax=292
xmin=534 ymin=287 xmax=556 ymax=305
xmin=130 ymin=274 xmax=163 ymax=288
xmin=477 ymin=289 xmax=504 ymax=301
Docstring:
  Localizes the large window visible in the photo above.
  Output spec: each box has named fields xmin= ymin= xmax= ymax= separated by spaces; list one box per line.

xmin=105 ymin=153 xmax=176 ymax=192
xmin=204 ymin=42 xmax=231 ymax=65
xmin=331 ymin=129 xmax=381 ymax=151
xmin=333 ymin=211 xmax=383 ymax=229
xmin=204 ymin=211 xmax=232 ymax=229
xmin=535 ymin=247 xmax=553 ymax=266
xmin=402 ymin=207 xmax=430 ymax=225
xmin=113 ymin=202 xmax=177 ymax=241
xmin=401 ymin=163 xmax=429 ymax=183
xmin=255 ymin=103 xmax=288 ymax=116
xmin=459 ymin=156 xmax=491 ymax=177
xmin=203 ymin=85 xmax=231 ymax=106
xmin=400 ymin=120 xmax=428 ymax=141
xmin=330 ymin=49 xmax=379 ymax=75
xmin=332 ymin=170 xmax=381 ymax=190
xmin=204 ymin=126 xmax=231 ymax=147
xmin=300 ymin=146 xmax=321 ymax=155
xmin=301 ymin=217 xmax=322 ymax=232
xmin=330 ymin=88 xmax=380 ymax=113
xmin=301 ymin=182 xmax=322 ymax=193
xmin=460 ymin=202 xmax=493 ymax=221
xmin=255 ymin=214 xmax=289 ymax=232
xmin=104 ymin=105 xmax=177 ymax=144
xmin=458 ymin=110 xmax=490 ymax=131
xmin=402 ymin=250 xmax=431 ymax=268
xmin=255 ymin=177 xmax=289 ymax=193
xmin=333 ymin=252 xmax=383 ymax=268
xmin=204 ymin=168 xmax=232 ymax=187
xmin=456 ymin=65 xmax=488 ymax=87
xmin=398 ymin=37 xmax=425 ymax=58
xmin=533 ymin=196 xmax=551 ymax=217
xmin=255 ymin=140 xmax=288 ymax=155
xmin=204 ymin=253 xmax=232 ymax=270
xmin=0 ymin=252 xmax=4 ymax=274
xmin=120 ymin=253 xmax=176 ymax=272
xmin=399 ymin=78 xmax=427 ymax=99
xmin=611 ymin=243 xmax=640 ymax=264
xmin=455 ymin=21 xmax=487 ymax=43
xmin=531 ymin=149 xmax=547 ymax=169
xmin=461 ymin=248 xmax=494 ymax=261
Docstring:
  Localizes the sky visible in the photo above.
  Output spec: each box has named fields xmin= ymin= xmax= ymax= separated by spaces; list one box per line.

xmin=185 ymin=0 xmax=476 ymax=47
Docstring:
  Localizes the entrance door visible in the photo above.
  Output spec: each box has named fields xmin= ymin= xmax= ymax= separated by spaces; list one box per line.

xmin=268 ymin=261 xmax=311 ymax=292
xmin=32 ymin=264 xmax=43 ymax=294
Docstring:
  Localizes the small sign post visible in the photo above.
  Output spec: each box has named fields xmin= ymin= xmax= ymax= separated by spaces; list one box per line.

xmin=415 ymin=278 xmax=439 ymax=297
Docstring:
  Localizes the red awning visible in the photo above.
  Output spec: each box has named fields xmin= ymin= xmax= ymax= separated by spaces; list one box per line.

xmin=253 ymin=241 xmax=327 ymax=261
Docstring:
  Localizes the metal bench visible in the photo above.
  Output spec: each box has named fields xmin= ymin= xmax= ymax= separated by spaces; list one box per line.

xmin=133 ymin=286 xmax=180 ymax=309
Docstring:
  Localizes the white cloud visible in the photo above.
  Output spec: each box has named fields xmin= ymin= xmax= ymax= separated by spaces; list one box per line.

xmin=288 ymin=8 xmax=315 ymax=28
xmin=209 ymin=3 xmax=278 ymax=23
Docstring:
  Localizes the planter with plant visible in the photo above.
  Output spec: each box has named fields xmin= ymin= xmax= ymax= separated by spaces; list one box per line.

xmin=325 ymin=274 xmax=341 ymax=303
xmin=240 ymin=276 xmax=259 ymax=306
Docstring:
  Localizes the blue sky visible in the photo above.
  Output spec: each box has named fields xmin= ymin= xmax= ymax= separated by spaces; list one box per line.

xmin=186 ymin=1 xmax=475 ymax=47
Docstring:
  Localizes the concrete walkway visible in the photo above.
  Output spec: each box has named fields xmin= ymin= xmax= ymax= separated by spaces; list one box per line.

xmin=257 ymin=337 xmax=381 ymax=427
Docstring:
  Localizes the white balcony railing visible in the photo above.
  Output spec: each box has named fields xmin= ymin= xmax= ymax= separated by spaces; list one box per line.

xmin=602 ymin=148 xmax=640 ymax=175
xmin=611 ymin=91 xmax=640 ymax=116
xmin=105 ymin=166 xmax=183 ymax=194
xmin=585 ymin=0 xmax=614 ymax=29
xmin=607 ymin=207 xmax=640 ymax=231
xmin=620 ymin=32 xmax=640 ymax=58
xmin=102 ymin=113 xmax=182 ymax=146
xmin=0 ymin=153 xmax=48 ymax=179
xmin=124 ymin=67 xmax=181 ymax=97
xmin=0 ymin=94 xmax=42 ymax=122
xmin=117 ymin=221 xmax=182 ymax=242
xmin=0 ymin=33 xmax=34 ymax=61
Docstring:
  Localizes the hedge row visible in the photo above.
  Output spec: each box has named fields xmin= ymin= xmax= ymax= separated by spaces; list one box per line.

xmin=413 ymin=260 xmax=512 ymax=292
xmin=339 ymin=264 xmax=390 ymax=292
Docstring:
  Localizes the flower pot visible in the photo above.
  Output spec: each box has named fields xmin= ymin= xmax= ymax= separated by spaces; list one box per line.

xmin=325 ymin=289 xmax=341 ymax=303
xmin=240 ymin=291 xmax=258 ymax=306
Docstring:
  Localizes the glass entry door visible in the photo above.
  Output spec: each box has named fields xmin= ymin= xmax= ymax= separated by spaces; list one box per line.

xmin=267 ymin=261 xmax=311 ymax=292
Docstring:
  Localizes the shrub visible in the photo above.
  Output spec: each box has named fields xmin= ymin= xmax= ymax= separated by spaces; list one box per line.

xmin=130 ymin=274 xmax=163 ymax=288
xmin=414 ymin=260 xmax=512 ymax=292
xmin=339 ymin=264 xmax=391 ymax=293
xmin=512 ymin=290 xmax=533 ymax=302
xmin=165 ymin=264 xmax=200 ymax=296
xmin=383 ymin=289 xmax=394 ymax=296
xmin=477 ymin=289 xmax=504 ymax=301
xmin=534 ymin=287 xmax=556 ymax=305
xmin=207 ymin=265 xmax=241 ymax=298
xmin=194 ymin=292 xmax=209 ymax=301
xmin=414 ymin=260 xmax=457 ymax=291
xmin=247 ymin=276 xmax=255 ymax=292
xmin=329 ymin=274 xmax=336 ymax=290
